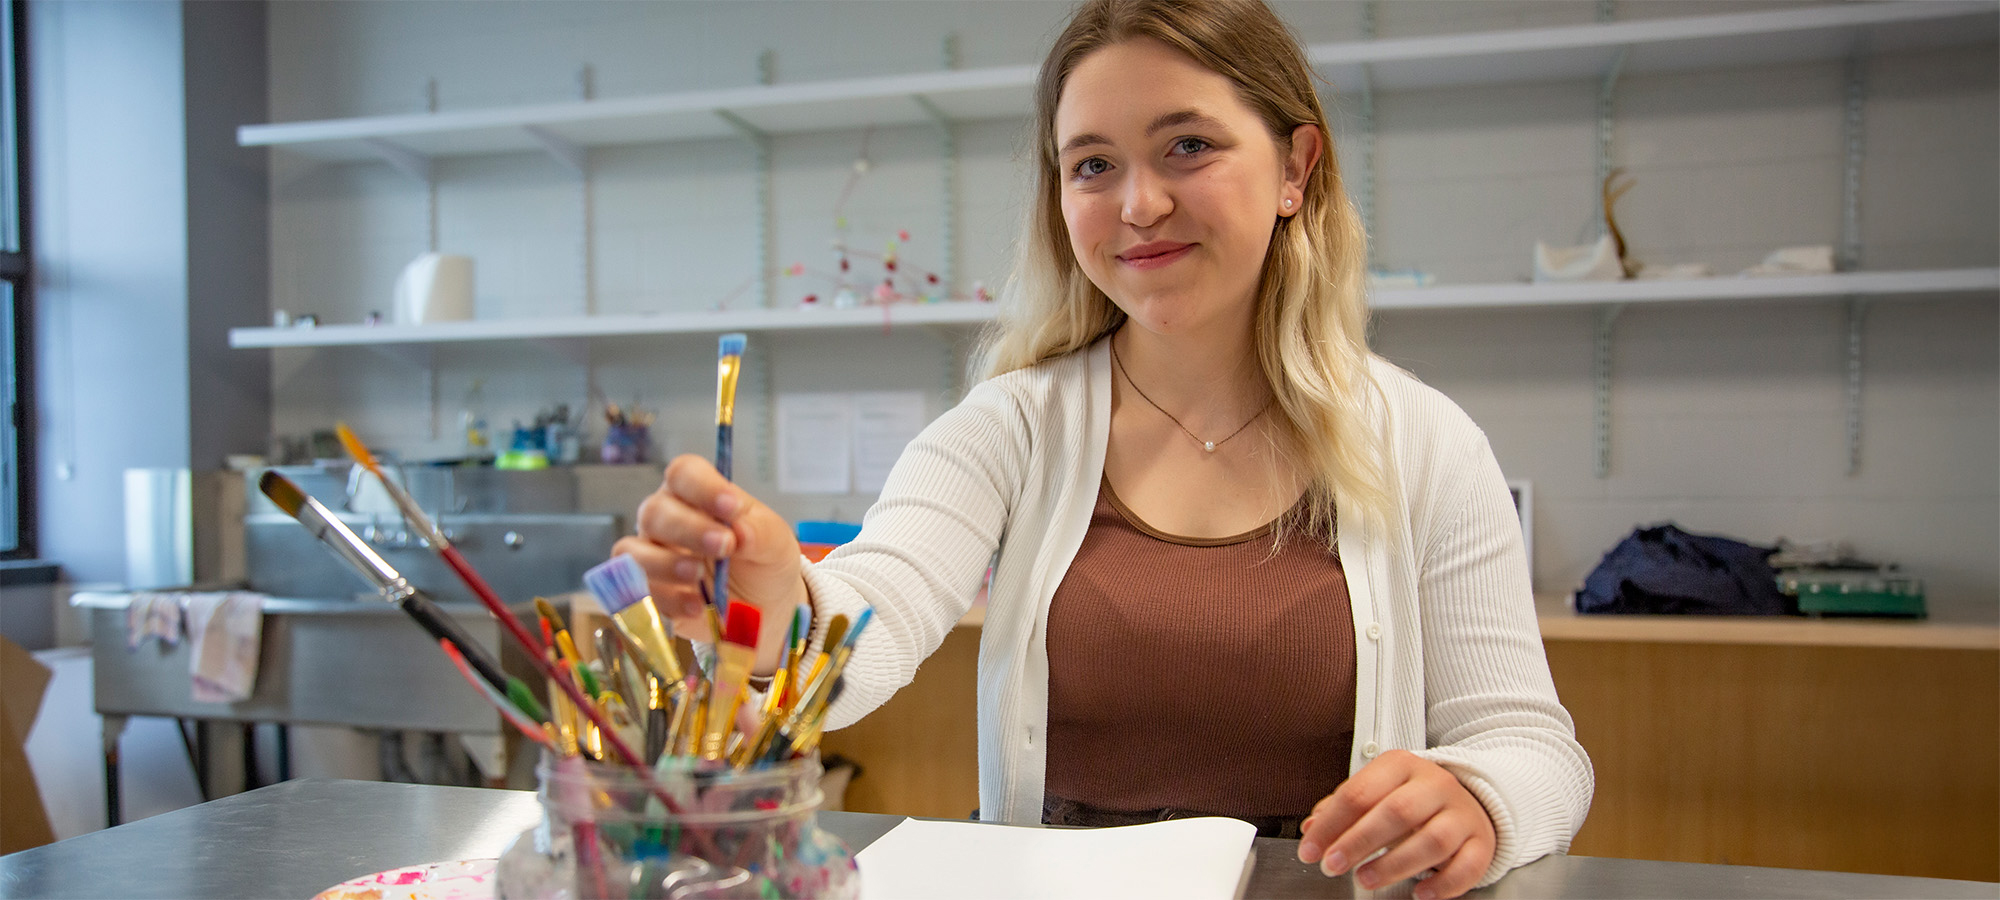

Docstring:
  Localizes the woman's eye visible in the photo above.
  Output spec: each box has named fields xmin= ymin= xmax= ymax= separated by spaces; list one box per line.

xmin=1172 ymin=137 xmax=1210 ymax=156
xmin=1071 ymin=157 xmax=1110 ymax=179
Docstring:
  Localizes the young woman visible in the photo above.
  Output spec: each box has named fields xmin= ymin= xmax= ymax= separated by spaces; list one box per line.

xmin=615 ymin=2 xmax=1592 ymax=896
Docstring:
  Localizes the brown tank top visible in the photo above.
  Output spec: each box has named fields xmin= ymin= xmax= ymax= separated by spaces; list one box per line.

xmin=1044 ymin=478 xmax=1356 ymax=819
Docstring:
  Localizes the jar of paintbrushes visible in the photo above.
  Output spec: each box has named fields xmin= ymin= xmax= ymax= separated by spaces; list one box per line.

xmin=273 ymin=409 xmax=857 ymax=897
xmin=495 ymin=751 xmax=857 ymax=900
xmin=494 ymin=553 xmax=870 ymax=899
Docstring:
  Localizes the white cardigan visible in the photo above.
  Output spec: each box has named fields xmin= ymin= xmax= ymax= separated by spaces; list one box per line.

xmin=803 ymin=339 xmax=1592 ymax=886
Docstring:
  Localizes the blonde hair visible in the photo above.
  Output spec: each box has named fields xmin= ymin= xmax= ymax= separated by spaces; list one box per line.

xmin=976 ymin=0 xmax=1390 ymax=536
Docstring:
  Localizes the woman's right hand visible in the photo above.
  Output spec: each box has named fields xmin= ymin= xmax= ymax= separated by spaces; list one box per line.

xmin=612 ymin=454 xmax=808 ymax=672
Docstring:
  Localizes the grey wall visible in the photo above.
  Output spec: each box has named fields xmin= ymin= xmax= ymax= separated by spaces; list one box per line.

xmin=29 ymin=0 xmax=269 ymax=584
xmin=259 ymin=1 xmax=1996 ymax=617
xmin=182 ymin=1 xmax=270 ymax=472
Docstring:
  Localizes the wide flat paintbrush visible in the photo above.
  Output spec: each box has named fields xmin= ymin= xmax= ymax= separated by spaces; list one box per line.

xmin=259 ymin=470 xmax=511 ymax=693
xmin=699 ymin=601 xmax=761 ymax=761
xmin=581 ymin=555 xmax=687 ymax=688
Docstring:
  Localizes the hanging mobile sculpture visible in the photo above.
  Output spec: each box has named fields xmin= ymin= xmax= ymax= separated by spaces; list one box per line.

xmin=784 ymin=127 xmax=989 ymax=309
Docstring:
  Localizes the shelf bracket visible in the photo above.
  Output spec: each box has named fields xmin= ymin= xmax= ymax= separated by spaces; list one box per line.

xmin=1357 ymin=2 xmax=1378 ymax=269
xmin=718 ymin=103 xmax=775 ymax=309
xmin=1593 ymin=303 xmax=1623 ymax=478
xmin=756 ymin=351 xmax=776 ymax=485
xmin=532 ymin=336 xmax=591 ymax=368
xmin=364 ymin=342 xmax=434 ymax=372
xmin=943 ymin=335 xmax=966 ymax=407
xmin=363 ymin=138 xmax=433 ymax=184
xmin=913 ymin=93 xmax=959 ymax=296
xmin=1591 ymin=46 xmax=1629 ymax=243
xmin=522 ymin=125 xmax=586 ymax=177
xmin=1839 ymin=50 xmax=1867 ymax=272
xmin=1844 ymin=296 xmax=1866 ymax=476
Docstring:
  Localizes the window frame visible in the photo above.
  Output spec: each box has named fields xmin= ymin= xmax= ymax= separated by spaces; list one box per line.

xmin=2 ymin=0 xmax=35 ymax=560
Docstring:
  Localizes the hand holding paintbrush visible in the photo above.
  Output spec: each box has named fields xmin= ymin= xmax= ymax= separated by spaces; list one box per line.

xmin=610 ymin=335 xmax=807 ymax=672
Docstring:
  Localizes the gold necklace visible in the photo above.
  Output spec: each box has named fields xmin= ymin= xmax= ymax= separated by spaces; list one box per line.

xmin=1110 ymin=339 xmax=1274 ymax=453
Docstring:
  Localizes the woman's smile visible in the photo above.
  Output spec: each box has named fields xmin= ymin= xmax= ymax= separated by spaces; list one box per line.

xmin=1117 ymin=241 xmax=1196 ymax=270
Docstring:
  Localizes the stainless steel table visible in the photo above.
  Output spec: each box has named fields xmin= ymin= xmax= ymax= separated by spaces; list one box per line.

xmin=2 ymin=779 xmax=1992 ymax=899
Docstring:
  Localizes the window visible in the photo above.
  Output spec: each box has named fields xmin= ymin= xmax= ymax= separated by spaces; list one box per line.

xmin=0 ymin=0 xmax=31 ymax=558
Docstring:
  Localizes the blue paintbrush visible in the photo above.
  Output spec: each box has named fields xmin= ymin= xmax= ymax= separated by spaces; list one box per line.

xmin=712 ymin=332 xmax=747 ymax=617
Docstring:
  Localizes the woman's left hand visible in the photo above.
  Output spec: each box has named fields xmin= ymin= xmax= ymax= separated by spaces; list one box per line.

xmin=1295 ymin=750 xmax=1496 ymax=900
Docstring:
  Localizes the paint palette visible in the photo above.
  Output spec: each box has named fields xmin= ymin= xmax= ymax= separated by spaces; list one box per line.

xmin=313 ymin=858 xmax=496 ymax=900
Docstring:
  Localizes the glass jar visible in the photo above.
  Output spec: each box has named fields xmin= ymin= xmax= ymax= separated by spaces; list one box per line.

xmin=599 ymin=423 xmax=649 ymax=465
xmin=496 ymin=753 xmax=858 ymax=900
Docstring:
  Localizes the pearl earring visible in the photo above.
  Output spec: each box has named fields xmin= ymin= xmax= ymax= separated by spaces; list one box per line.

xmin=1284 ymin=198 xmax=1294 ymax=209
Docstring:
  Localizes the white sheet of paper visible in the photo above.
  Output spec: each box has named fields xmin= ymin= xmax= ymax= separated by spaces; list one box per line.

xmin=855 ymin=816 xmax=1257 ymax=900
xmin=777 ymin=392 xmax=852 ymax=494
xmin=850 ymin=391 xmax=928 ymax=494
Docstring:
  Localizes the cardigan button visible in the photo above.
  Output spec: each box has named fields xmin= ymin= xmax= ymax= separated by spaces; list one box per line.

xmin=1362 ymin=741 xmax=1380 ymax=758
xmin=1365 ymin=623 xmax=1382 ymax=641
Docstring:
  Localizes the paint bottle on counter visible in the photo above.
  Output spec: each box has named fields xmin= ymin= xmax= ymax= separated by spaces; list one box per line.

xmin=461 ymin=380 xmax=491 ymax=460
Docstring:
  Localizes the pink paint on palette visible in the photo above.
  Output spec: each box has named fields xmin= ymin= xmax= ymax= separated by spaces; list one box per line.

xmin=313 ymin=858 xmax=496 ymax=900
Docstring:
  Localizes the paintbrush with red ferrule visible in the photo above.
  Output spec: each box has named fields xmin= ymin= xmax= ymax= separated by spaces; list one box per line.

xmin=258 ymin=469 xmax=512 ymax=694
xmin=698 ymin=601 xmax=762 ymax=761
xmin=335 ymin=423 xmax=547 ymax=658
xmin=330 ymin=428 xmax=712 ymax=851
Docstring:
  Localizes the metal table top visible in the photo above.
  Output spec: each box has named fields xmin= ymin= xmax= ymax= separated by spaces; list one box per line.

xmin=2 ymin=779 xmax=1991 ymax=899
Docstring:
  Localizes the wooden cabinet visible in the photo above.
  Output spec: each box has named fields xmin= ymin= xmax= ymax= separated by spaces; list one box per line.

xmin=827 ymin=609 xmax=2000 ymax=881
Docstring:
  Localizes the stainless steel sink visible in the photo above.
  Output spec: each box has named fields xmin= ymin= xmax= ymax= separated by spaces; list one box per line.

xmin=243 ymin=465 xmax=622 ymax=606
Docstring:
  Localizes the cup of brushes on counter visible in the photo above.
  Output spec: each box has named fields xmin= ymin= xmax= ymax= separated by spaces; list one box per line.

xmin=248 ymin=337 xmax=866 ymax=898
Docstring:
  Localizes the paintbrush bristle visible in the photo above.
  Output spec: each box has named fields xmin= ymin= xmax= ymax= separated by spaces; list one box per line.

xmin=582 ymin=555 xmax=651 ymax=616
xmin=258 ymin=470 xmax=307 ymax=518
xmin=823 ymin=614 xmax=850 ymax=652
xmin=842 ymin=607 xmax=874 ymax=649
xmin=334 ymin=422 xmax=381 ymax=473
xmin=533 ymin=596 xmax=564 ymax=628
xmin=717 ymin=332 xmax=746 ymax=359
xmin=723 ymin=600 xmax=760 ymax=648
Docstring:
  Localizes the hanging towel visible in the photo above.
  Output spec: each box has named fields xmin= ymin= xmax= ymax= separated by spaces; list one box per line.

xmin=123 ymin=592 xmax=184 ymax=650
xmin=183 ymin=592 xmax=265 ymax=703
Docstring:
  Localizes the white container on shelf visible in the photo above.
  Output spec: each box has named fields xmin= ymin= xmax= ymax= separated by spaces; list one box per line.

xmin=392 ymin=253 xmax=474 ymax=325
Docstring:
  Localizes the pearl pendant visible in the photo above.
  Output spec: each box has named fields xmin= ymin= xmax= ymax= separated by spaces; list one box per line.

xmin=1203 ymin=441 xmax=1216 ymax=453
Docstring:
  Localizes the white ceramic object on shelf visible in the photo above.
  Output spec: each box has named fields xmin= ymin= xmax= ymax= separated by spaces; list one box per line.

xmin=1533 ymin=235 xmax=1624 ymax=284
xmin=393 ymin=253 xmax=475 ymax=325
xmin=1741 ymin=246 xmax=1836 ymax=277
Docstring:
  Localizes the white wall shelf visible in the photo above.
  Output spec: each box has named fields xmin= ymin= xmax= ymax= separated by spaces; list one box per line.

xmin=238 ymin=2 xmax=1996 ymax=165
xmin=229 ymin=300 xmax=1003 ymax=349
xmin=1371 ymin=267 xmax=2000 ymax=312
xmin=1313 ymin=0 xmax=1996 ymax=93
xmin=229 ymin=268 xmax=1998 ymax=351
